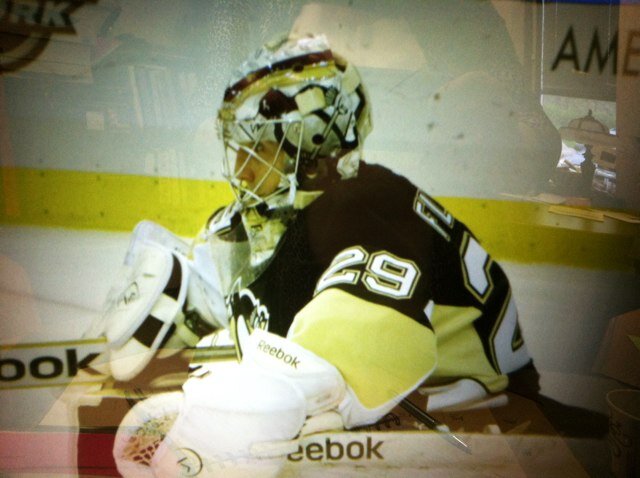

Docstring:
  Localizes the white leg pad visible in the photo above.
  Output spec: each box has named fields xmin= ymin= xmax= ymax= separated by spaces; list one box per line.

xmin=103 ymin=241 xmax=190 ymax=381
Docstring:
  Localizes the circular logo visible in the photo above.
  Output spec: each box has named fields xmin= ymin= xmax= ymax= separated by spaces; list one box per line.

xmin=0 ymin=1 xmax=96 ymax=73
xmin=0 ymin=30 xmax=51 ymax=73
xmin=177 ymin=448 xmax=203 ymax=477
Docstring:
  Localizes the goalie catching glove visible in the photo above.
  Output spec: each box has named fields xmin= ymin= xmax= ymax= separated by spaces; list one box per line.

xmin=114 ymin=330 xmax=346 ymax=477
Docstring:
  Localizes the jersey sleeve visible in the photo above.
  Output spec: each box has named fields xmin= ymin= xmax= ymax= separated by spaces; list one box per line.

xmin=283 ymin=167 xmax=438 ymax=426
xmin=287 ymin=287 xmax=437 ymax=428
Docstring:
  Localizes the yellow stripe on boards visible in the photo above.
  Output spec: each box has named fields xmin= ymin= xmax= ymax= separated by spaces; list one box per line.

xmin=439 ymin=197 xmax=639 ymax=271
xmin=0 ymin=167 xmax=234 ymax=236
xmin=0 ymin=166 xmax=637 ymax=269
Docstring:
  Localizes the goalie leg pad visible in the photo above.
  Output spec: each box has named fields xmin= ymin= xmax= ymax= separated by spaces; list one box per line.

xmin=150 ymin=364 xmax=306 ymax=477
xmin=103 ymin=241 xmax=190 ymax=381
xmin=84 ymin=221 xmax=189 ymax=340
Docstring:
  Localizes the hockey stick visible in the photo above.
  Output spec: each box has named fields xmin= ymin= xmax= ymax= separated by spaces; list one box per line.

xmin=399 ymin=398 xmax=472 ymax=454
xmin=188 ymin=344 xmax=236 ymax=364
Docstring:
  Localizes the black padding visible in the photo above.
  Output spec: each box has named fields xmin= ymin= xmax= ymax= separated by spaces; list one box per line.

xmin=164 ymin=255 xmax=182 ymax=300
xmin=132 ymin=315 xmax=164 ymax=347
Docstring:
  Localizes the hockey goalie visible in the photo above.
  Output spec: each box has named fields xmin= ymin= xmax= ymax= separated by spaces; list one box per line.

xmin=89 ymin=34 xmax=600 ymax=477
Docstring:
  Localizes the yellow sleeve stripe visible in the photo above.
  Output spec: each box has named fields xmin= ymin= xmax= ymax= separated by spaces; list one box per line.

xmin=287 ymin=288 xmax=436 ymax=409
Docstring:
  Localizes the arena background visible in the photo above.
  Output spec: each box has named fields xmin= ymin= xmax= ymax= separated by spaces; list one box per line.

xmin=1 ymin=1 xmax=639 ymax=476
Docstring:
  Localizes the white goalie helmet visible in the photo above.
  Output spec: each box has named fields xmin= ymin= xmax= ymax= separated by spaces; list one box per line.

xmin=218 ymin=34 xmax=372 ymax=210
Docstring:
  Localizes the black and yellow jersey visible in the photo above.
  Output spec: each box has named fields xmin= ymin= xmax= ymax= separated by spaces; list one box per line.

xmin=225 ymin=162 xmax=530 ymax=413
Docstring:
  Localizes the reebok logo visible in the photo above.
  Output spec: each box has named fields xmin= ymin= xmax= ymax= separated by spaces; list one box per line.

xmin=0 ymin=339 xmax=107 ymax=389
xmin=0 ymin=349 xmax=99 ymax=382
xmin=287 ymin=436 xmax=384 ymax=462
xmin=256 ymin=340 xmax=300 ymax=369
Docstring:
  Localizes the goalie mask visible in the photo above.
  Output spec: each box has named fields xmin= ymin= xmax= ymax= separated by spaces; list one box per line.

xmin=218 ymin=34 xmax=372 ymax=210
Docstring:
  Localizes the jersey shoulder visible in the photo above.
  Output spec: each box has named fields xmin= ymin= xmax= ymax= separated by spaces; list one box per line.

xmin=332 ymin=162 xmax=417 ymax=210
xmin=301 ymin=163 xmax=425 ymax=256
